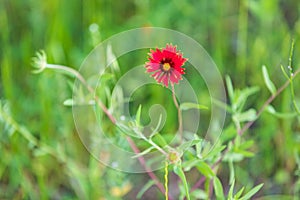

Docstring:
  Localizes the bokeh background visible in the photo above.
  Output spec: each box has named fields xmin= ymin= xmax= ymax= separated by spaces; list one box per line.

xmin=1 ymin=0 xmax=300 ymax=199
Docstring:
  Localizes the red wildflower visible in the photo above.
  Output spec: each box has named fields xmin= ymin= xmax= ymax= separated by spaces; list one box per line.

xmin=145 ymin=44 xmax=187 ymax=87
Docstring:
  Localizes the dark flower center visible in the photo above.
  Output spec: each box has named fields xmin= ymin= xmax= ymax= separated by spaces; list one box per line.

xmin=160 ymin=58 xmax=174 ymax=72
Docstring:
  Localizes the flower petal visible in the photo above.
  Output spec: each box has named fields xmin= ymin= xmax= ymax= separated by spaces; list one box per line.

xmin=145 ymin=44 xmax=187 ymax=86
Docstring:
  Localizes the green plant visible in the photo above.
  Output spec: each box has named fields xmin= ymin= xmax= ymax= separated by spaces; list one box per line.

xmin=29 ymin=38 xmax=300 ymax=199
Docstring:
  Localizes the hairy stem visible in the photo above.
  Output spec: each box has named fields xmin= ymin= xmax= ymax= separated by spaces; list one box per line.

xmin=171 ymin=83 xmax=183 ymax=142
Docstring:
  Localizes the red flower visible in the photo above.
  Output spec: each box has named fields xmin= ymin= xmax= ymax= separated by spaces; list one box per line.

xmin=145 ymin=44 xmax=187 ymax=87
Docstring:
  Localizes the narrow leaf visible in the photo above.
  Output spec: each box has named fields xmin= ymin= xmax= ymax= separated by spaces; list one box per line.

xmin=234 ymin=109 xmax=257 ymax=122
xmin=235 ymin=87 xmax=260 ymax=111
xmin=136 ymin=105 xmax=142 ymax=127
xmin=213 ymin=177 xmax=225 ymax=200
xmin=196 ymin=161 xmax=215 ymax=178
xmin=136 ymin=180 xmax=155 ymax=199
xmin=174 ymin=163 xmax=191 ymax=200
xmin=202 ymin=145 xmax=226 ymax=160
xmin=228 ymin=179 xmax=235 ymax=199
xmin=132 ymin=146 xmax=155 ymax=158
xmin=180 ymin=102 xmax=208 ymax=111
xmin=63 ymin=99 xmax=74 ymax=106
xmin=266 ymin=105 xmax=298 ymax=119
xmin=234 ymin=187 xmax=244 ymax=199
xmin=150 ymin=114 xmax=163 ymax=138
xmin=212 ymin=98 xmax=232 ymax=113
xmin=280 ymin=65 xmax=290 ymax=80
xmin=182 ymin=159 xmax=200 ymax=171
xmin=225 ymin=75 xmax=234 ymax=103
xmin=106 ymin=44 xmax=120 ymax=74
xmin=190 ymin=189 xmax=208 ymax=199
xmin=234 ymin=149 xmax=254 ymax=157
xmin=262 ymin=65 xmax=276 ymax=95
xmin=177 ymin=139 xmax=202 ymax=152
xmin=151 ymin=133 xmax=167 ymax=147
xmin=239 ymin=140 xmax=254 ymax=150
xmin=229 ymin=160 xmax=235 ymax=185
xmin=239 ymin=183 xmax=263 ymax=200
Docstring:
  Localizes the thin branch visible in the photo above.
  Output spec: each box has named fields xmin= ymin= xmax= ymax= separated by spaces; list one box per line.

xmin=238 ymin=68 xmax=300 ymax=135
xmin=191 ymin=176 xmax=206 ymax=192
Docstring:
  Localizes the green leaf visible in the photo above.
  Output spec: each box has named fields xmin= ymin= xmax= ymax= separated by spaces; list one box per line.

xmin=228 ymin=179 xmax=235 ymax=199
xmin=136 ymin=180 xmax=155 ymax=199
xmin=116 ymin=122 xmax=139 ymax=138
xmin=177 ymin=139 xmax=202 ymax=152
xmin=223 ymin=152 xmax=244 ymax=162
xmin=182 ymin=159 xmax=200 ymax=171
xmin=63 ymin=99 xmax=74 ymax=106
xmin=132 ymin=146 xmax=155 ymax=158
xmin=213 ymin=177 xmax=225 ymax=200
xmin=174 ymin=163 xmax=191 ymax=200
xmin=196 ymin=140 xmax=202 ymax=159
xmin=266 ymin=105 xmax=298 ymax=119
xmin=196 ymin=161 xmax=215 ymax=178
xmin=233 ymin=148 xmax=254 ymax=158
xmin=212 ymin=98 xmax=232 ymax=113
xmin=149 ymin=114 xmax=163 ymax=138
xmin=190 ymin=189 xmax=208 ymax=199
xmin=180 ymin=102 xmax=208 ymax=111
xmin=229 ymin=160 xmax=235 ymax=185
xmin=234 ymin=109 xmax=257 ymax=122
xmin=234 ymin=187 xmax=244 ymax=199
xmin=239 ymin=140 xmax=254 ymax=150
xmin=239 ymin=184 xmax=263 ymax=200
xmin=235 ymin=87 xmax=260 ymax=112
xmin=280 ymin=65 xmax=290 ymax=80
xmin=225 ymin=75 xmax=235 ymax=103
xmin=262 ymin=65 xmax=276 ymax=95
xmin=151 ymin=133 xmax=167 ymax=147
xmin=202 ymin=145 xmax=226 ymax=160
xmin=99 ymin=73 xmax=115 ymax=84
xmin=106 ymin=44 xmax=120 ymax=75
xmin=136 ymin=104 xmax=142 ymax=127
xmin=220 ymin=125 xmax=237 ymax=143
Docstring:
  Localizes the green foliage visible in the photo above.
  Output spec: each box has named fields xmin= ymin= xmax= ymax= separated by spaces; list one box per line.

xmin=213 ymin=177 xmax=225 ymax=200
xmin=179 ymin=102 xmax=208 ymax=111
xmin=173 ymin=163 xmax=190 ymax=200
xmin=262 ymin=65 xmax=277 ymax=95
xmin=1 ymin=0 xmax=300 ymax=199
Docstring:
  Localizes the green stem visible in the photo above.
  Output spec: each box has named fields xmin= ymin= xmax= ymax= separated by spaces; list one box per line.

xmin=290 ymin=79 xmax=300 ymax=114
xmin=171 ymin=83 xmax=183 ymax=142
xmin=287 ymin=39 xmax=300 ymax=114
xmin=138 ymin=133 xmax=168 ymax=155
xmin=164 ymin=161 xmax=169 ymax=200
xmin=174 ymin=162 xmax=190 ymax=200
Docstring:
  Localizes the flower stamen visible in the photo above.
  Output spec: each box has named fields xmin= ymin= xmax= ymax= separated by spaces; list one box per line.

xmin=162 ymin=63 xmax=171 ymax=72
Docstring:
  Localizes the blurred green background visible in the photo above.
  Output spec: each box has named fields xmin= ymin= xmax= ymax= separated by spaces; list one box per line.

xmin=1 ymin=0 xmax=300 ymax=199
